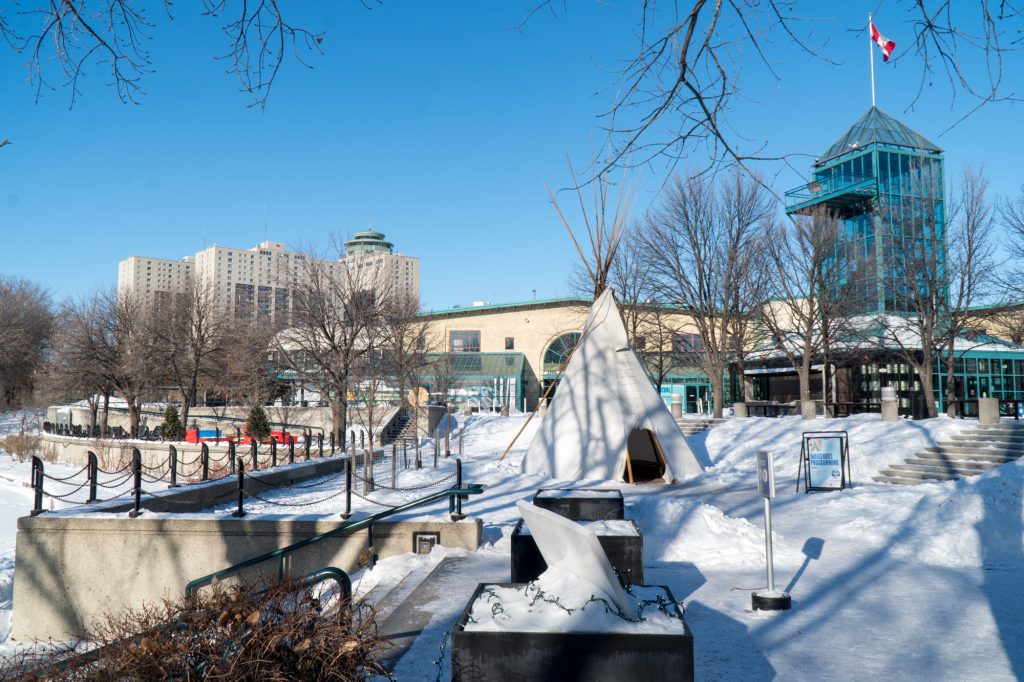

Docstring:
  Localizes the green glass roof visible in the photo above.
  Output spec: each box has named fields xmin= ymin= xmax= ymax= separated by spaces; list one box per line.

xmin=421 ymin=352 xmax=525 ymax=378
xmin=817 ymin=106 xmax=942 ymax=165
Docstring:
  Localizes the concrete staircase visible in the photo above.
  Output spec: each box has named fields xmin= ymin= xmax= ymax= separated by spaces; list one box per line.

xmin=872 ymin=422 xmax=1024 ymax=485
xmin=674 ymin=417 xmax=726 ymax=437
xmin=382 ymin=411 xmax=415 ymax=445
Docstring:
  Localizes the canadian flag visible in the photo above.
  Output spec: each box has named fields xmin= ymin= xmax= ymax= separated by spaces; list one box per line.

xmin=870 ymin=22 xmax=896 ymax=62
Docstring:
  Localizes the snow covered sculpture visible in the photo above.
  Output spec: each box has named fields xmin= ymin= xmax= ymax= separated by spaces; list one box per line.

xmin=516 ymin=500 xmax=633 ymax=617
xmin=522 ymin=289 xmax=704 ymax=483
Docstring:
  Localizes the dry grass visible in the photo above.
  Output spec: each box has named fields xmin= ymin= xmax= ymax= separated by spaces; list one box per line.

xmin=0 ymin=432 xmax=41 ymax=463
xmin=1 ymin=577 xmax=387 ymax=681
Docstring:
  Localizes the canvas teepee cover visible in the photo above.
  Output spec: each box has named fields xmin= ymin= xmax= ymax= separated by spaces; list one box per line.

xmin=522 ymin=290 xmax=704 ymax=483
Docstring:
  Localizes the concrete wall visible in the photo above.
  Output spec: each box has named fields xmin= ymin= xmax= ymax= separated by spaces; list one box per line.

xmin=13 ymin=511 xmax=480 ymax=642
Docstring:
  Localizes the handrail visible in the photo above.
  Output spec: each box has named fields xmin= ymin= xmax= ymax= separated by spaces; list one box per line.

xmin=185 ymin=482 xmax=485 ymax=597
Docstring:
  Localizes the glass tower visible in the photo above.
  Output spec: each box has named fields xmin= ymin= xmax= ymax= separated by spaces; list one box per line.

xmin=785 ymin=106 xmax=945 ymax=314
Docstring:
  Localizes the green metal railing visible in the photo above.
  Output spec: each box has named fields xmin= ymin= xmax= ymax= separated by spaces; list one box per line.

xmin=185 ymin=480 xmax=485 ymax=597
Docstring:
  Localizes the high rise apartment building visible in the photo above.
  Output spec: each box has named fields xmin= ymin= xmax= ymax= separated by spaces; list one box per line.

xmin=339 ymin=230 xmax=420 ymax=307
xmin=116 ymin=231 xmax=419 ymax=321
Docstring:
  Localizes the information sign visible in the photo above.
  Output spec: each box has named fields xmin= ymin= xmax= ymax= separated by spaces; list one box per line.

xmin=756 ymin=450 xmax=775 ymax=499
xmin=797 ymin=431 xmax=851 ymax=493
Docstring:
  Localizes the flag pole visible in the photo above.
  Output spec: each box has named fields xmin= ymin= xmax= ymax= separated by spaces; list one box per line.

xmin=869 ymin=14 xmax=876 ymax=107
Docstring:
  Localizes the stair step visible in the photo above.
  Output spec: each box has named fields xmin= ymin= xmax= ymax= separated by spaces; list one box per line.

xmin=889 ymin=463 xmax=985 ymax=477
xmin=872 ymin=474 xmax=929 ymax=486
xmin=904 ymin=457 xmax=1000 ymax=470
xmin=923 ymin=447 xmax=1022 ymax=461
xmin=949 ymin=434 xmax=1024 ymax=445
xmin=878 ymin=468 xmax=961 ymax=481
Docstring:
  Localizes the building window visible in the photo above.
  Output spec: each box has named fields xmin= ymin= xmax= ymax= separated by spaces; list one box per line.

xmin=543 ymin=332 xmax=581 ymax=373
xmin=672 ymin=333 xmax=704 ymax=353
xmin=505 ymin=337 xmax=515 ymax=350
xmin=450 ymin=330 xmax=481 ymax=353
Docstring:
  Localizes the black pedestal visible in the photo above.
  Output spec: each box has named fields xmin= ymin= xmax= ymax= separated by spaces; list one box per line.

xmin=510 ymin=518 xmax=643 ymax=585
xmin=452 ymin=583 xmax=693 ymax=682
xmin=751 ymin=590 xmax=792 ymax=611
xmin=532 ymin=488 xmax=625 ymax=521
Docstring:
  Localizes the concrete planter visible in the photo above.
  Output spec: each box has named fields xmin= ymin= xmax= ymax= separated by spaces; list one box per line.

xmin=451 ymin=583 xmax=694 ymax=682
xmin=510 ymin=518 xmax=643 ymax=585
xmin=532 ymin=488 xmax=624 ymax=521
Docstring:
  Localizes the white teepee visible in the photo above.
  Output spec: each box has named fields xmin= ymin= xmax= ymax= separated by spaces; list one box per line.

xmin=522 ymin=290 xmax=704 ymax=483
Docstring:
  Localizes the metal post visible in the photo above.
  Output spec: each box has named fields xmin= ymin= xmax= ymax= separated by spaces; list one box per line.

xmin=445 ymin=408 xmax=451 ymax=458
xmin=764 ymin=497 xmax=775 ymax=592
xmin=289 ymin=439 xmax=295 ymax=464
xmin=391 ymin=442 xmax=397 ymax=489
xmin=415 ymin=436 xmax=421 ymax=470
xmin=128 ymin=448 xmax=142 ymax=518
xmin=203 ymin=442 xmax=212 ymax=481
xmin=451 ymin=458 xmax=465 ymax=520
xmin=403 ymin=442 xmax=408 ymax=469
xmin=330 ymin=430 xmax=336 ymax=454
xmin=30 ymin=456 xmax=44 ymax=516
xmin=250 ymin=439 xmax=258 ymax=471
xmin=87 ymin=451 xmax=98 ymax=503
xmin=269 ymin=439 xmax=276 ymax=467
xmin=318 ymin=433 xmax=324 ymax=456
xmin=168 ymin=445 xmax=178 ymax=488
xmin=304 ymin=433 xmax=311 ymax=460
xmin=341 ymin=458 xmax=352 ymax=519
xmin=232 ymin=458 xmax=246 ymax=517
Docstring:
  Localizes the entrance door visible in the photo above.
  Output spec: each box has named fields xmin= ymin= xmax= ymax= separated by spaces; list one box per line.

xmin=685 ymin=385 xmax=709 ymax=414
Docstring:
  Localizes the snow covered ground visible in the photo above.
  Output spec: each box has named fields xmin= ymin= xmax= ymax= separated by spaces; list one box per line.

xmin=1 ymin=409 xmax=1022 ymax=680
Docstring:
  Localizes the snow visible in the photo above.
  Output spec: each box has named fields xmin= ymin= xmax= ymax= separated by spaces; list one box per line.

xmin=517 ymin=519 xmax=639 ymax=537
xmin=2 ymin=409 xmax=1023 ymax=680
xmin=462 ymin=568 xmax=686 ymax=634
xmin=535 ymin=488 xmax=622 ymax=499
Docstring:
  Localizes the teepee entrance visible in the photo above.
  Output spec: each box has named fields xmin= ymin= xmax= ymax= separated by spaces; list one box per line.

xmin=624 ymin=428 xmax=668 ymax=483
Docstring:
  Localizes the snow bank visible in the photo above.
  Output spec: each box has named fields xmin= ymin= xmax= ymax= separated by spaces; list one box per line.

xmin=631 ymin=497 xmax=801 ymax=568
xmin=699 ymin=414 xmax=966 ymax=484
xmin=893 ymin=459 xmax=1024 ymax=568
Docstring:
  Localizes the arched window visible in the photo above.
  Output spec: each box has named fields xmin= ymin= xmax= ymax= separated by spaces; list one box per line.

xmin=543 ymin=332 xmax=581 ymax=374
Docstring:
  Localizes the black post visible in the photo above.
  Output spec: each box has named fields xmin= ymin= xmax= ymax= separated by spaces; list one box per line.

xmin=304 ymin=433 xmax=311 ymax=460
xmin=128 ymin=448 xmax=142 ymax=518
xmin=330 ymin=430 xmax=335 ymax=455
xmin=318 ymin=433 xmax=324 ymax=456
xmin=451 ymin=458 xmax=465 ymax=520
xmin=341 ymin=458 xmax=352 ymax=519
xmin=203 ymin=442 xmax=211 ymax=481
xmin=403 ymin=442 xmax=408 ymax=469
xmin=168 ymin=445 xmax=178 ymax=488
xmin=271 ymin=439 xmax=278 ymax=468
xmin=251 ymin=439 xmax=258 ymax=471
xmin=86 ymin=451 xmax=98 ymax=503
xmin=391 ymin=442 xmax=397 ymax=488
xmin=232 ymin=458 xmax=246 ymax=517
xmin=289 ymin=439 xmax=295 ymax=464
xmin=30 ymin=456 xmax=44 ymax=516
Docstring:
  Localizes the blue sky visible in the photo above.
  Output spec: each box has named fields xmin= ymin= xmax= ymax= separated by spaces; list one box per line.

xmin=2 ymin=2 xmax=1021 ymax=310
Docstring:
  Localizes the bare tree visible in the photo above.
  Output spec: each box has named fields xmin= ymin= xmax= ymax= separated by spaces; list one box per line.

xmin=523 ymin=2 xmax=1022 ymax=180
xmin=641 ymin=170 xmax=770 ymax=418
xmin=2 ymin=1 xmax=326 ymax=108
xmin=0 ymin=276 xmax=53 ymax=407
xmin=149 ymin=282 xmax=231 ymax=434
xmin=272 ymin=243 xmax=384 ymax=449
xmin=936 ymin=166 xmax=996 ymax=413
xmin=758 ymin=208 xmax=863 ymax=416
xmin=874 ymin=163 xmax=995 ymax=418
xmin=54 ymin=290 xmax=156 ymax=434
